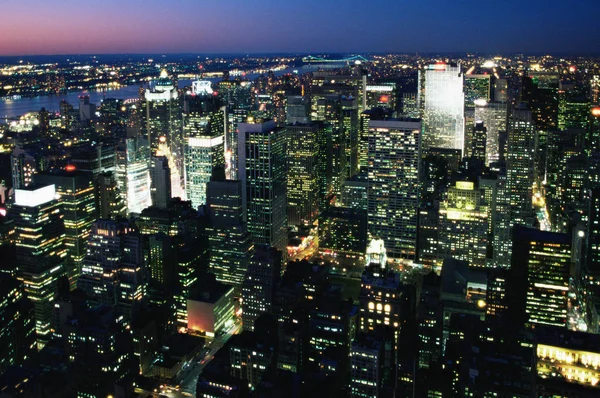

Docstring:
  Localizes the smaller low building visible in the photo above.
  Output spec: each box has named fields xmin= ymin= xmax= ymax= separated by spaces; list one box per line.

xmin=187 ymin=282 xmax=235 ymax=338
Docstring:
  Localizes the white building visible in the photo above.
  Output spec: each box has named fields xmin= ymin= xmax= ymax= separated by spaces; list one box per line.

xmin=419 ymin=63 xmax=465 ymax=153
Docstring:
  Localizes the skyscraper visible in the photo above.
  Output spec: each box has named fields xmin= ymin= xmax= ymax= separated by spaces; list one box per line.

xmin=237 ymin=121 xmax=287 ymax=258
xmin=438 ymin=181 xmax=489 ymax=268
xmin=184 ymin=135 xmax=225 ymax=209
xmin=145 ymin=70 xmax=184 ymax=197
xmin=150 ymin=156 xmax=171 ymax=208
xmin=78 ymin=220 xmax=146 ymax=322
xmin=508 ymin=225 xmax=572 ymax=328
xmin=13 ymin=184 xmax=66 ymax=347
xmin=0 ymin=274 xmax=36 ymax=373
xmin=116 ymin=137 xmax=152 ymax=215
xmin=367 ymin=119 xmax=421 ymax=261
xmin=419 ymin=63 xmax=465 ymax=153
xmin=507 ymin=105 xmax=537 ymax=227
xmin=474 ymin=101 xmax=508 ymax=165
xmin=206 ymin=178 xmax=254 ymax=288
xmin=35 ymin=169 xmax=96 ymax=289
xmin=241 ymin=246 xmax=281 ymax=332
xmin=286 ymin=122 xmax=320 ymax=227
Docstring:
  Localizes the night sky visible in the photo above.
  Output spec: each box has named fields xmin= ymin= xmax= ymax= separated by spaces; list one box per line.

xmin=1 ymin=0 xmax=599 ymax=56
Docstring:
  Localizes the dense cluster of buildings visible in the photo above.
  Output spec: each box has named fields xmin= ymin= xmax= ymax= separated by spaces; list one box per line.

xmin=1 ymin=53 xmax=600 ymax=397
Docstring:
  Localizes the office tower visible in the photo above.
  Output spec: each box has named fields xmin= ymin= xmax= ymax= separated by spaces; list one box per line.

xmin=485 ymin=268 xmax=508 ymax=319
xmin=286 ymin=94 xmax=310 ymax=124
xmin=35 ymin=169 xmax=96 ymax=289
xmin=13 ymin=184 xmax=66 ymax=347
xmin=187 ymin=280 xmax=235 ymax=338
xmin=229 ymin=331 xmax=276 ymax=389
xmin=366 ymin=83 xmax=397 ymax=111
xmin=508 ymin=226 xmax=572 ymax=328
xmin=116 ymin=136 xmax=152 ymax=215
xmin=493 ymin=78 xmax=508 ymax=102
xmin=147 ymin=233 xmax=176 ymax=305
xmin=70 ymin=143 xmax=118 ymax=217
xmin=145 ymin=70 xmax=184 ymax=196
xmin=367 ymin=119 xmax=421 ymax=261
xmin=507 ymin=105 xmax=537 ymax=227
xmin=474 ymin=101 xmax=507 ymax=165
xmin=438 ymin=181 xmax=489 ymax=268
xmin=286 ymin=122 xmax=320 ymax=227
xmin=78 ymin=95 xmax=95 ymax=122
xmin=535 ymin=326 xmax=600 ymax=395
xmin=342 ymin=97 xmax=360 ymax=178
xmin=306 ymin=295 xmax=358 ymax=380
xmin=10 ymin=145 xmax=44 ymax=189
xmin=237 ymin=121 xmax=287 ymax=257
xmin=359 ymin=266 xmax=407 ymax=351
xmin=242 ymin=246 xmax=281 ymax=332
xmin=0 ymin=274 xmax=36 ymax=374
xmin=558 ymin=92 xmax=589 ymax=131
xmin=463 ymin=74 xmax=491 ymax=110
xmin=97 ymin=172 xmax=126 ymax=220
xmin=401 ymin=92 xmax=419 ymax=118
xmin=417 ymin=284 xmax=443 ymax=369
xmin=150 ymin=156 xmax=171 ymax=208
xmin=341 ymin=172 xmax=369 ymax=211
xmin=311 ymin=94 xmax=347 ymax=197
xmin=360 ymin=108 xmax=395 ymax=170
xmin=470 ymin=121 xmax=487 ymax=163
xmin=78 ymin=220 xmax=146 ymax=322
xmin=137 ymin=198 xmax=198 ymax=240
xmin=64 ymin=305 xmax=134 ymax=397
xmin=492 ymin=170 xmax=512 ymax=268
xmin=185 ymin=135 xmax=224 ymax=210
xmin=311 ymin=70 xmax=367 ymax=113
xmin=206 ymin=178 xmax=254 ymax=288
xmin=419 ymin=63 xmax=465 ymax=153
xmin=349 ymin=334 xmax=382 ymax=398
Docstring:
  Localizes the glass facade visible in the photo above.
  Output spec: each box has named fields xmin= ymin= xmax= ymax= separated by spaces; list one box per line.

xmin=367 ymin=119 xmax=421 ymax=261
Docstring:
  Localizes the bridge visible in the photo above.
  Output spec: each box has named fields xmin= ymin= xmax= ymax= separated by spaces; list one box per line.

xmin=302 ymin=54 xmax=369 ymax=63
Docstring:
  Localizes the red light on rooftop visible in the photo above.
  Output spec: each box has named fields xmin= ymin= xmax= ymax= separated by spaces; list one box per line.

xmin=65 ymin=165 xmax=76 ymax=172
xmin=569 ymin=66 xmax=577 ymax=73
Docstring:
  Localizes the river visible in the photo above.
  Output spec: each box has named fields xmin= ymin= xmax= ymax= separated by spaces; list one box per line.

xmin=0 ymin=65 xmax=319 ymax=120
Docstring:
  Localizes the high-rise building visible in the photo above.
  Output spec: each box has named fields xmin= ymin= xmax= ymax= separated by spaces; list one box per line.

xmin=366 ymin=83 xmax=397 ymax=111
xmin=145 ymin=70 xmax=184 ymax=197
xmin=470 ymin=121 xmax=487 ymax=163
xmin=507 ymin=105 xmax=537 ymax=227
xmin=185 ymin=135 xmax=224 ymax=209
xmin=0 ymin=274 xmax=36 ymax=374
xmin=116 ymin=137 xmax=152 ymax=215
xmin=286 ymin=95 xmax=310 ymax=124
xmin=438 ymin=181 xmax=489 ymax=268
xmin=78 ymin=220 xmax=146 ymax=322
xmin=35 ymin=169 xmax=96 ymax=289
xmin=237 ymin=121 xmax=287 ymax=257
xmin=12 ymin=184 xmax=66 ymax=347
xmin=463 ymin=74 xmax=491 ymax=110
xmin=508 ymin=225 xmax=572 ymax=328
xmin=97 ymin=172 xmax=127 ymax=220
xmin=206 ymin=178 xmax=254 ymax=288
xmin=367 ymin=119 xmax=421 ymax=261
xmin=286 ymin=122 xmax=320 ymax=227
xmin=349 ymin=334 xmax=383 ymax=398
xmin=474 ymin=101 xmax=508 ymax=165
xmin=419 ymin=63 xmax=465 ymax=153
xmin=151 ymin=156 xmax=171 ymax=208
xmin=241 ymin=246 xmax=281 ymax=332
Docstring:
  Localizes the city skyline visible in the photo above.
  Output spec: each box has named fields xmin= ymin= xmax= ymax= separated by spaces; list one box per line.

xmin=1 ymin=0 xmax=600 ymax=56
